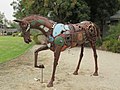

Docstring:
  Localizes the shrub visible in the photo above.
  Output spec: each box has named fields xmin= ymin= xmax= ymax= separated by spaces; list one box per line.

xmin=33 ymin=34 xmax=41 ymax=44
xmin=30 ymin=29 xmax=47 ymax=44
xmin=7 ymin=32 xmax=12 ymax=35
xmin=33 ymin=34 xmax=47 ymax=44
xmin=102 ymin=39 xmax=120 ymax=53
xmin=30 ymin=29 xmax=41 ymax=36
xmin=102 ymin=23 xmax=120 ymax=53
xmin=96 ymin=38 xmax=102 ymax=47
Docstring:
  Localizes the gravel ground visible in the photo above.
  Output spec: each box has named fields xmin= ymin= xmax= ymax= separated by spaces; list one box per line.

xmin=0 ymin=45 xmax=120 ymax=90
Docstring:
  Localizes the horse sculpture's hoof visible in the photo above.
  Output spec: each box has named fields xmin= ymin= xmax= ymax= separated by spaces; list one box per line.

xmin=73 ymin=71 xmax=78 ymax=75
xmin=93 ymin=72 xmax=98 ymax=76
xmin=47 ymin=82 xmax=53 ymax=87
xmin=35 ymin=65 xmax=45 ymax=68
xmin=39 ymin=64 xmax=45 ymax=68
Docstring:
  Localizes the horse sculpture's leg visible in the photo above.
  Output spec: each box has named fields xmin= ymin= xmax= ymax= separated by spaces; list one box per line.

xmin=34 ymin=45 xmax=48 ymax=68
xmin=90 ymin=41 xmax=98 ymax=76
xmin=73 ymin=44 xmax=84 ymax=75
xmin=47 ymin=46 xmax=62 ymax=87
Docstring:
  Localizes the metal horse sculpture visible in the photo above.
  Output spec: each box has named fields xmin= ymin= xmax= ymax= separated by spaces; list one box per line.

xmin=14 ymin=15 xmax=100 ymax=87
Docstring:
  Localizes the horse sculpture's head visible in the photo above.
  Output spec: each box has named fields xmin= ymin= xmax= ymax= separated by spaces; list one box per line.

xmin=14 ymin=20 xmax=32 ymax=44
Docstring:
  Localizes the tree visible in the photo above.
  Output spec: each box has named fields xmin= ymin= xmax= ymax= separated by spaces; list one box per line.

xmin=0 ymin=12 xmax=5 ymax=24
xmin=44 ymin=0 xmax=90 ymax=23
xmin=0 ymin=11 xmax=9 ymax=27
xmin=84 ymin=0 xmax=120 ymax=33
xmin=8 ymin=21 xmax=19 ymax=29
xmin=11 ymin=0 xmax=90 ymax=23
xmin=29 ymin=0 xmax=90 ymax=23
xmin=11 ymin=0 xmax=35 ymax=19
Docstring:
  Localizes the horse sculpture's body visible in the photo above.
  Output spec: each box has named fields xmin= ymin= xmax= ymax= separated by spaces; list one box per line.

xmin=14 ymin=15 xmax=100 ymax=87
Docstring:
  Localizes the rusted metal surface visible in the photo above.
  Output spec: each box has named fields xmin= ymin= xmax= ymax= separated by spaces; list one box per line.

xmin=14 ymin=15 xmax=101 ymax=87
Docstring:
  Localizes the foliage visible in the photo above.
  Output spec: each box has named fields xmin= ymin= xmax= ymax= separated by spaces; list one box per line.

xmin=105 ymin=24 xmax=120 ymax=40
xmin=11 ymin=0 xmax=120 ymax=24
xmin=33 ymin=34 xmax=47 ymax=44
xmin=11 ymin=0 xmax=90 ymax=23
xmin=29 ymin=29 xmax=42 ymax=44
xmin=0 ymin=12 xmax=5 ymax=24
xmin=30 ymin=29 xmax=46 ymax=44
xmin=11 ymin=0 xmax=35 ymax=19
xmin=0 ymin=36 xmax=34 ymax=63
xmin=96 ymin=39 xmax=103 ymax=47
xmin=30 ymin=29 xmax=41 ymax=36
xmin=102 ymin=23 xmax=120 ymax=53
xmin=0 ymin=11 xmax=8 ymax=26
xmin=45 ymin=0 xmax=90 ymax=23
xmin=84 ymin=0 xmax=120 ymax=32
xmin=102 ymin=39 xmax=120 ymax=53
xmin=0 ymin=12 xmax=13 ymax=27
xmin=8 ymin=21 xmax=19 ymax=29
xmin=33 ymin=34 xmax=41 ymax=44
xmin=7 ymin=32 xmax=12 ymax=35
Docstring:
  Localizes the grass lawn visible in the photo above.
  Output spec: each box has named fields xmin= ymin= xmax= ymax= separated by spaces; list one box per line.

xmin=0 ymin=36 xmax=34 ymax=63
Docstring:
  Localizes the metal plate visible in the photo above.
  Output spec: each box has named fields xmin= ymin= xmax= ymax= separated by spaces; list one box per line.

xmin=54 ymin=36 xmax=64 ymax=46
xmin=53 ymin=23 xmax=70 ymax=37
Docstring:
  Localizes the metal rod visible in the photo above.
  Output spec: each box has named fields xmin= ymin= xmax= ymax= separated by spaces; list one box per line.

xmin=41 ymin=68 xmax=43 ymax=83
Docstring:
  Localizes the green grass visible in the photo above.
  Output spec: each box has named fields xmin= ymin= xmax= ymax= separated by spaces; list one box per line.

xmin=0 ymin=36 xmax=34 ymax=63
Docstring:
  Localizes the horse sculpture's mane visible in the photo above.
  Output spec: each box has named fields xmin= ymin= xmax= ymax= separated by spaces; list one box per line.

xmin=21 ymin=15 xmax=55 ymax=26
xmin=22 ymin=15 xmax=48 ymax=21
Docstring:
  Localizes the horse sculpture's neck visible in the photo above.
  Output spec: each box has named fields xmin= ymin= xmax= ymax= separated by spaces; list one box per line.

xmin=23 ymin=15 xmax=54 ymax=36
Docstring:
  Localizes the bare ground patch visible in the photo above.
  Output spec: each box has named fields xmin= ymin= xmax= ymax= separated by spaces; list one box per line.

xmin=0 ymin=45 xmax=120 ymax=90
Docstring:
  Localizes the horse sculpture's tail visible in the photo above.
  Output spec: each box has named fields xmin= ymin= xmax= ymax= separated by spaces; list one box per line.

xmin=82 ymin=22 xmax=101 ymax=44
xmin=94 ymin=24 xmax=101 ymax=40
xmin=87 ymin=23 xmax=101 ymax=41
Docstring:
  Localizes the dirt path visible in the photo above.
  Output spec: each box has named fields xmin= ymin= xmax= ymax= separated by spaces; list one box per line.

xmin=0 ymin=45 xmax=120 ymax=90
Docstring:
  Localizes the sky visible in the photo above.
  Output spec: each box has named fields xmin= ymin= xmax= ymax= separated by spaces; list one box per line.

xmin=0 ymin=0 xmax=17 ymax=21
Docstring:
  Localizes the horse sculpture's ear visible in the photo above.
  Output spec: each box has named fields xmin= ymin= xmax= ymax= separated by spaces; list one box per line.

xmin=13 ymin=19 xmax=23 ymax=23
